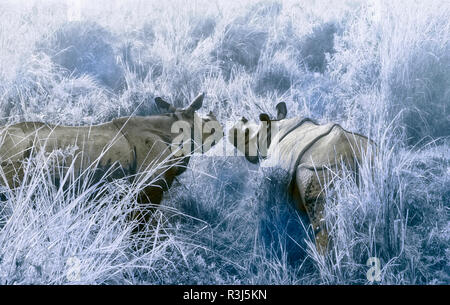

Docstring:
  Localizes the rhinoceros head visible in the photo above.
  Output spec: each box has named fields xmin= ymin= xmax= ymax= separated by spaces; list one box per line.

xmin=228 ymin=102 xmax=287 ymax=163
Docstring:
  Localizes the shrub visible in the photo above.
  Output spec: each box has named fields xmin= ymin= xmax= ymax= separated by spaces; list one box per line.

xmin=188 ymin=16 xmax=216 ymax=50
xmin=212 ymin=21 xmax=268 ymax=80
xmin=243 ymin=0 xmax=282 ymax=22
xmin=297 ymin=22 xmax=339 ymax=73
xmin=39 ymin=21 xmax=125 ymax=92
xmin=120 ymin=42 xmax=163 ymax=82
xmin=253 ymin=50 xmax=296 ymax=96
xmin=3 ymin=54 xmax=120 ymax=125
xmin=383 ymin=2 xmax=450 ymax=145
xmin=389 ymin=45 xmax=450 ymax=145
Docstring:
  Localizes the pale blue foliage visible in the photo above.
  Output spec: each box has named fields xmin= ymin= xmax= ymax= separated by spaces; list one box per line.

xmin=0 ymin=0 xmax=448 ymax=284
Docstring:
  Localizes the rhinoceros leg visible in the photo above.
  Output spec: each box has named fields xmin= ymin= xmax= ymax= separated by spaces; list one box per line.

xmin=296 ymin=166 xmax=329 ymax=254
xmin=131 ymin=166 xmax=179 ymax=233
xmin=129 ymin=184 xmax=165 ymax=233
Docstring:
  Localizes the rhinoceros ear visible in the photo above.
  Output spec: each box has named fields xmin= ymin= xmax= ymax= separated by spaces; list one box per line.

xmin=155 ymin=97 xmax=176 ymax=112
xmin=259 ymin=113 xmax=271 ymax=122
xmin=275 ymin=102 xmax=287 ymax=120
xmin=186 ymin=92 xmax=205 ymax=114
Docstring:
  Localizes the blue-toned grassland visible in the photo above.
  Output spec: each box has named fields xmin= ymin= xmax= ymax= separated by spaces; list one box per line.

xmin=0 ymin=0 xmax=448 ymax=284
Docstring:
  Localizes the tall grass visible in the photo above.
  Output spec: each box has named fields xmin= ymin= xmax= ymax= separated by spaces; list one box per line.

xmin=0 ymin=0 xmax=448 ymax=284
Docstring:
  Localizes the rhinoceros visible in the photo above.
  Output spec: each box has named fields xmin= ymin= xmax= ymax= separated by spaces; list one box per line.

xmin=228 ymin=102 xmax=374 ymax=253
xmin=0 ymin=93 xmax=222 ymax=226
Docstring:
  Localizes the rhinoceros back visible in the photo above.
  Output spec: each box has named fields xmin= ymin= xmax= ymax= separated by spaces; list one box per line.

xmin=264 ymin=118 xmax=370 ymax=185
xmin=264 ymin=120 xmax=335 ymax=174
xmin=0 ymin=121 xmax=135 ymax=188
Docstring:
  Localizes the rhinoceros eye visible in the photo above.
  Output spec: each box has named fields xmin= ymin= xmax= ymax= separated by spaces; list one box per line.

xmin=241 ymin=117 xmax=248 ymax=124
